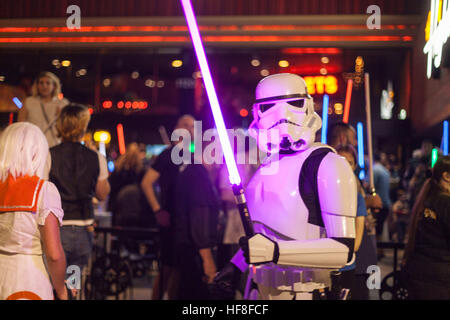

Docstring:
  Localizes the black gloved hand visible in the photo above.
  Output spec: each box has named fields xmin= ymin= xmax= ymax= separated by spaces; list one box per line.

xmin=209 ymin=262 xmax=242 ymax=300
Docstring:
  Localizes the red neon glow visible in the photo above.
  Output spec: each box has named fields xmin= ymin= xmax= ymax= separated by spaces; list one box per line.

xmin=9 ymin=112 xmax=13 ymax=125
xmin=102 ymin=100 xmax=112 ymax=108
xmin=88 ymin=108 xmax=93 ymax=115
xmin=0 ymin=25 xmax=411 ymax=34
xmin=343 ymin=79 xmax=353 ymax=123
xmin=117 ymin=124 xmax=126 ymax=155
xmin=0 ymin=35 xmax=414 ymax=44
xmin=239 ymin=109 xmax=249 ymax=117
xmin=286 ymin=65 xmax=341 ymax=75
xmin=282 ymin=48 xmax=342 ymax=55
xmin=125 ymin=101 xmax=132 ymax=109
xmin=132 ymin=101 xmax=139 ymax=109
xmin=117 ymin=101 xmax=124 ymax=109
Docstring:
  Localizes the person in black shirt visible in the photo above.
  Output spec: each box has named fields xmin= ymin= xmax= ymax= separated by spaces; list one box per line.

xmin=49 ymin=104 xmax=110 ymax=299
xmin=141 ymin=115 xmax=195 ymax=299
xmin=172 ymin=162 xmax=219 ymax=300
xmin=403 ymin=155 xmax=450 ymax=299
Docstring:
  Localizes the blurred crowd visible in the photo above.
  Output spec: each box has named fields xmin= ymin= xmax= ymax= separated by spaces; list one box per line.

xmin=0 ymin=71 xmax=448 ymax=301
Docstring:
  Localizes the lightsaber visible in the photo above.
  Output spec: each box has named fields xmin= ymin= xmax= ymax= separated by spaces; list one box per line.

xmin=443 ymin=120 xmax=448 ymax=156
xmin=357 ymin=122 xmax=365 ymax=180
xmin=180 ymin=0 xmax=254 ymax=236
xmin=321 ymin=94 xmax=329 ymax=144
xmin=343 ymin=79 xmax=353 ymax=124
xmin=364 ymin=73 xmax=376 ymax=195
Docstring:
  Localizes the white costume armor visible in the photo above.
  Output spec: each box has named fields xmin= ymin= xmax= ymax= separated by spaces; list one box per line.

xmin=231 ymin=73 xmax=357 ymax=300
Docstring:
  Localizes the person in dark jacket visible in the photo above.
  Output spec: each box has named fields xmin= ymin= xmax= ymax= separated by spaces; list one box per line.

xmin=49 ymin=104 xmax=110 ymax=297
xmin=403 ymin=155 xmax=450 ymax=300
xmin=171 ymin=161 xmax=220 ymax=300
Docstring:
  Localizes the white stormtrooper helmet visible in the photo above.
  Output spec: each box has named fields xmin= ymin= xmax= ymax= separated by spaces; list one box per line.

xmin=249 ymin=73 xmax=322 ymax=153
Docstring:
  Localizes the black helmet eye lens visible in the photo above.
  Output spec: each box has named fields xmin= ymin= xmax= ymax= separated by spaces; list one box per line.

xmin=287 ymin=99 xmax=305 ymax=108
xmin=259 ymin=103 xmax=276 ymax=113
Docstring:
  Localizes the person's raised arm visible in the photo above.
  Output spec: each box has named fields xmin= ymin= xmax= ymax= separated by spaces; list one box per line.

xmin=39 ymin=213 xmax=68 ymax=300
xmin=95 ymin=152 xmax=110 ymax=201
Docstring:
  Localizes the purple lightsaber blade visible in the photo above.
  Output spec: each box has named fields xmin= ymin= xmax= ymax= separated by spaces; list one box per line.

xmin=180 ymin=0 xmax=254 ymax=236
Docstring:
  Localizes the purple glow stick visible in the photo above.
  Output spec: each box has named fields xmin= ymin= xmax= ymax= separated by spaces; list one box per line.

xmin=181 ymin=0 xmax=254 ymax=236
xmin=180 ymin=0 xmax=241 ymax=186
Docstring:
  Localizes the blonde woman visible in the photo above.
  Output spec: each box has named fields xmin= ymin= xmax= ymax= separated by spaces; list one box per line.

xmin=49 ymin=104 xmax=110 ymax=296
xmin=18 ymin=71 xmax=69 ymax=148
xmin=0 ymin=122 xmax=68 ymax=300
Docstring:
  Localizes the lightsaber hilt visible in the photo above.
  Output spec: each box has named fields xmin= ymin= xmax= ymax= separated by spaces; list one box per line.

xmin=232 ymin=184 xmax=254 ymax=237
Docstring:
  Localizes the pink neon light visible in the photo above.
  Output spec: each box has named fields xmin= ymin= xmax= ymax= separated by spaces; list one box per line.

xmin=343 ymin=79 xmax=353 ymax=123
xmin=181 ymin=0 xmax=241 ymax=185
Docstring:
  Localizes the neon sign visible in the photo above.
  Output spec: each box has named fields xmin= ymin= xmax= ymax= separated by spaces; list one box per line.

xmin=424 ymin=0 xmax=450 ymax=79
xmin=303 ymin=75 xmax=338 ymax=95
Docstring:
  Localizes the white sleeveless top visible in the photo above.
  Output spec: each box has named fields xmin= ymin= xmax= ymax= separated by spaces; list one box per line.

xmin=24 ymin=96 xmax=69 ymax=148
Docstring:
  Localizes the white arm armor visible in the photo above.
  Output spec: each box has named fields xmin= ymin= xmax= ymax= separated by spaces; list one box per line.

xmin=246 ymin=152 xmax=358 ymax=269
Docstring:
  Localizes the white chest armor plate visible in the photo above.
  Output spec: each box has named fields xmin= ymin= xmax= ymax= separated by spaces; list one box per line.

xmin=246 ymin=144 xmax=331 ymax=241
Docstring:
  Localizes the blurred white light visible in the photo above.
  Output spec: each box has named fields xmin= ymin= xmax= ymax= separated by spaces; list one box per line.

xmin=157 ymin=80 xmax=165 ymax=88
xmin=145 ymin=79 xmax=156 ymax=87
xmin=103 ymin=78 xmax=111 ymax=87
xmin=398 ymin=109 xmax=407 ymax=120
xmin=321 ymin=57 xmax=330 ymax=64
xmin=251 ymin=59 xmax=260 ymax=67
xmin=260 ymin=69 xmax=269 ymax=77
xmin=131 ymin=71 xmax=139 ymax=79
xmin=320 ymin=68 xmax=328 ymax=75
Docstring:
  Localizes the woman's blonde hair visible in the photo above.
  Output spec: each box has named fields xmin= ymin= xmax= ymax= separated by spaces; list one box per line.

xmin=31 ymin=71 xmax=61 ymax=98
xmin=115 ymin=142 xmax=145 ymax=173
xmin=56 ymin=104 xmax=91 ymax=142
xmin=0 ymin=122 xmax=49 ymax=181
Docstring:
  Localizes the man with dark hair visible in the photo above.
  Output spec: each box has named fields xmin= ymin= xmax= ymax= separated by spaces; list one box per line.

xmin=141 ymin=114 xmax=195 ymax=299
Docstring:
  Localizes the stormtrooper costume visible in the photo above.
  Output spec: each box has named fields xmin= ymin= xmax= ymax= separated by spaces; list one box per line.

xmin=226 ymin=73 xmax=357 ymax=300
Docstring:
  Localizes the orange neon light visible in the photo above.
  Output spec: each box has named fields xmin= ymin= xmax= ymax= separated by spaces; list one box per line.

xmin=303 ymin=76 xmax=338 ymax=95
xmin=343 ymin=79 xmax=353 ymax=123
xmin=0 ymin=35 xmax=414 ymax=44
xmin=0 ymin=25 xmax=412 ymax=33
xmin=117 ymin=124 xmax=126 ymax=155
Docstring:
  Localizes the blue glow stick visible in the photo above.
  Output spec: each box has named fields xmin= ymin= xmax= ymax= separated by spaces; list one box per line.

xmin=443 ymin=120 xmax=448 ymax=156
xmin=321 ymin=94 xmax=329 ymax=144
xmin=13 ymin=97 xmax=22 ymax=109
xmin=357 ymin=122 xmax=365 ymax=180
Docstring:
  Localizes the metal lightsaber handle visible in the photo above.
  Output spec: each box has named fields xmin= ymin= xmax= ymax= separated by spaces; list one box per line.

xmin=232 ymin=184 xmax=255 ymax=237
xmin=364 ymin=73 xmax=376 ymax=195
